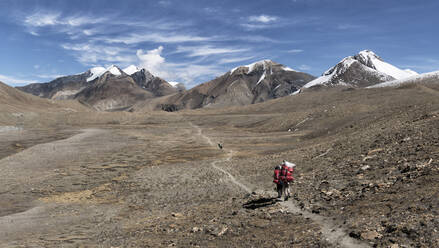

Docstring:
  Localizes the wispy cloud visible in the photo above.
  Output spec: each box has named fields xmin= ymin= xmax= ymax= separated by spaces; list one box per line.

xmin=336 ymin=24 xmax=363 ymax=30
xmin=24 ymin=11 xmax=106 ymax=27
xmin=158 ymin=0 xmax=172 ymax=7
xmin=286 ymin=49 xmax=303 ymax=53
xmin=232 ymin=35 xmax=280 ymax=43
xmin=174 ymin=45 xmax=249 ymax=57
xmin=218 ymin=56 xmax=255 ymax=64
xmin=241 ymin=14 xmax=282 ymax=30
xmin=249 ymin=15 xmax=278 ymax=23
xmin=95 ymin=33 xmax=212 ymax=45
xmin=61 ymin=43 xmax=136 ymax=66
xmin=298 ymin=64 xmax=311 ymax=71
xmin=35 ymin=74 xmax=65 ymax=79
xmin=0 ymin=74 xmax=37 ymax=86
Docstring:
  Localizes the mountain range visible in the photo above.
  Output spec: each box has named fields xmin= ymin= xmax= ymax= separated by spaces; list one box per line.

xmin=18 ymin=65 xmax=182 ymax=111
xmin=13 ymin=50 xmax=434 ymax=112
xmin=155 ymin=60 xmax=315 ymax=111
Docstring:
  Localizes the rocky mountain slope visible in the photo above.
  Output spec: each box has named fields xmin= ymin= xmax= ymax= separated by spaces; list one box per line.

xmin=17 ymin=65 xmax=179 ymax=111
xmin=0 ymin=80 xmax=88 ymax=127
xmin=0 ymin=81 xmax=59 ymax=112
xmin=74 ymin=71 xmax=155 ymax=111
xmin=154 ymin=60 xmax=315 ymax=111
xmin=304 ymin=50 xmax=417 ymax=88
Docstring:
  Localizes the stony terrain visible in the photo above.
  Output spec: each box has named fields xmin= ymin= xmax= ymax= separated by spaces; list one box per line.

xmin=0 ymin=81 xmax=438 ymax=247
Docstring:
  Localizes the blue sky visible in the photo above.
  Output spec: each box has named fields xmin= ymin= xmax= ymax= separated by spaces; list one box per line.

xmin=0 ymin=0 xmax=438 ymax=87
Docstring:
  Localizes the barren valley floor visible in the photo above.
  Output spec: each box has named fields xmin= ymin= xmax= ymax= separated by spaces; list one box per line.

xmin=1 ymin=84 xmax=439 ymax=247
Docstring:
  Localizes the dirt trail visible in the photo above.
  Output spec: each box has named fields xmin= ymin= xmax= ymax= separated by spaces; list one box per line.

xmin=190 ymin=122 xmax=370 ymax=248
xmin=211 ymin=151 xmax=252 ymax=194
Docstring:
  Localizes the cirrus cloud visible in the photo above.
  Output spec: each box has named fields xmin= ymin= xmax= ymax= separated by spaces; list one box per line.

xmin=249 ymin=15 xmax=278 ymax=23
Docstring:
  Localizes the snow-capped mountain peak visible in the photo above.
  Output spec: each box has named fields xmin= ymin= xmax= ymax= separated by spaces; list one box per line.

xmin=354 ymin=50 xmax=414 ymax=80
xmin=230 ymin=59 xmax=274 ymax=75
xmin=107 ymin=65 xmax=122 ymax=76
xmin=357 ymin=50 xmax=380 ymax=63
xmin=304 ymin=50 xmax=417 ymax=88
xmin=123 ymin=65 xmax=142 ymax=75
xmin=87 ymin=65 xmax=123 ymax=82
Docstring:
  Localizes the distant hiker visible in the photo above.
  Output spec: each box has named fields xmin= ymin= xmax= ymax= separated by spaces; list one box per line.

xmin=218 ymin=143 xmax=223 ymax=149
xmin=274 ymin=160 xmax=296 ymax=200
xmin=273 ymin=164 xmax=282 ymax=199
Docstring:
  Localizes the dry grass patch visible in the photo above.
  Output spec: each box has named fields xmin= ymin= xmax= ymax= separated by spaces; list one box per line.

xmin=39 ymin=183 xmax=116 ymax=204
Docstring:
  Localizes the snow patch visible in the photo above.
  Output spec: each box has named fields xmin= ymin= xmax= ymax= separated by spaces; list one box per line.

xmin=230 ymin=67 xmax=239 ymax=75
xmin=256 ymin=71 xmax=266 ymax=85
xmin=86 ymin=67 xmax=106 ymax=82
xmin=107 ymin=65 xmax=121 ymax=76
xmin=368 ymin=70 xmax=439 ymax=88
xmin=369 ymin=58 xmax=411 ymax=79
xmin=404 ymin=69 xmax=419 ymax=76
xmin=282 ymin=66 xmax=297 ymax=72
xmin=247 ymin=59 xmax=270 ymax=74
xmin=168 ymin=81 xmax=181 ymax=87
xmin=290 ymin=89 xmax=301 ymax=95
xmin=357 ymin=50 xmax=415 ymax=80
xmin=229 ymin=59 xmax=272 ymax=75
xmin=123 ymin=65 xmax=141 ymax=75
xmin=273 ymin=84 xmax=281 ymax=91
xmin=86 ymin=65 xmax=122 ymax=82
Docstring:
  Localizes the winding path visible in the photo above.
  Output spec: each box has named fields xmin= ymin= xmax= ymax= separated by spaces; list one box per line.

xmin=189 ymin=122 xmax=370 ymax=248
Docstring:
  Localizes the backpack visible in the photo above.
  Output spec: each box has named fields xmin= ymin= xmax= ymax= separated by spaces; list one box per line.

xmin=273 ymin=165 xmax=281 ymax=184
xmin=281 ymin=164 xmax=294 ymax=182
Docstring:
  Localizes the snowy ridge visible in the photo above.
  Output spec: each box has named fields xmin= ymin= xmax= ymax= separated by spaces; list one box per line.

xmin=356 ymin=50 xmax=415 ymax=80
xmin=87 ymin=67 xmax=106 ymax=82
xmin=303 ymin=50 xmax=417 ymax=88
xmin=303 ymin=57 xmax=356 ymax=88
xmin=230 ymin=59 xmax=272 ymax=75
xmin=123 ymin=65 xmax=141 ymax=75
xmin=86 ymin=65 xmax=123 ymax=82
xmin=368 ymin=70 xmax=439 ymax=88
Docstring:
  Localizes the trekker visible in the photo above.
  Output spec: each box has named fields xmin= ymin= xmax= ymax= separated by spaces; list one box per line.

xmin=273 ymin=164 xmax=282 ymax=198
xmin=276 ymin=160 xmax=296 ymax=200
